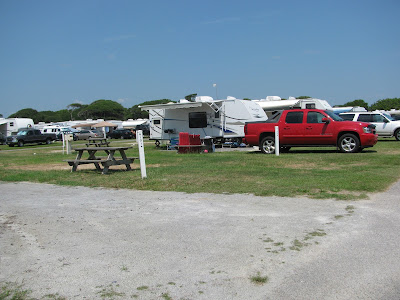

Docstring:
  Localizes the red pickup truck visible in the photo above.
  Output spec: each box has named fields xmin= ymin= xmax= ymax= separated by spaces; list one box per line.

xmin=244 ymin=109 xmax=378 ymax=153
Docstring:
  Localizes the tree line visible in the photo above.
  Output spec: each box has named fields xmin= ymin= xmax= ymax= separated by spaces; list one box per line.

xmin=5 ymin=96 xmax=400 ymax=124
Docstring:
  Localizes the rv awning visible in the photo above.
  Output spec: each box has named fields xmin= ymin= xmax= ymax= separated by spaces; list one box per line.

xmin=71 ymin=122 xmax=97 ymax=128
xmin=92 ymin=121 xmax=118 ymax=128
xmin=0 ymin=120 xmax=8 ymax=126
xmin=122 ymin=119 xmax=148 ymax=128
xmin=140 ymin=102 xmax=203 ymax=110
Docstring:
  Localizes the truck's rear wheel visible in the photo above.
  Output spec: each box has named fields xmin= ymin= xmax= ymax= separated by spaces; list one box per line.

xmin=338 ymin=134 xmax=360 ymax=153
xmin=260 ymin=136 xmax=275 ymax=154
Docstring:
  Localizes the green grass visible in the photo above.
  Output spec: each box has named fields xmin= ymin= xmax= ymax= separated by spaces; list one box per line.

xmin=1 ymin=138 xmax=400 ymax=199
xmin=250 ymin=273 xmax=269 ymax=285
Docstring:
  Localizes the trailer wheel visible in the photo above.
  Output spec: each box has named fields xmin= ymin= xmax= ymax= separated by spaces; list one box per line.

xmin=260 ymin=136 xmax=275 ymax=154
xmin=155 ymin=140 xmax=160 ymax=147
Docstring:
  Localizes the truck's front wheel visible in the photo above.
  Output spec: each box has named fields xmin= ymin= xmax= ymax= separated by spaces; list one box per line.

xmin=260 ymin=136 xmax=275 ymax=154
xmin=46 ymin=138 xmax=52 ymax=144
xmin=338 ymin=134 xmax=360 ymax=153
xmin=18 ymin=140 xmax=24 ymax=147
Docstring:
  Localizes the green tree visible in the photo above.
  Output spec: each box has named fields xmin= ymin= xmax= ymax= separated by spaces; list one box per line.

xmin=80 ymin=100 xmax=126 ymax=119
xmin=9 ymin=108 xmax=40 ymax=123
xmin=67 ymin=103 xmax=85 ymax=120
xmin=370 ymin=98 xmax=400 ymax=111
xmin=297 ymin=96 xmax=312 ymax=99
xmin=338 ymin=99 xmax=369 ymax=110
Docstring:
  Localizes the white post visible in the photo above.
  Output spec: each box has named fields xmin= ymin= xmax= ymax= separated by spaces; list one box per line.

xmin=136 ymin=130 xmax=147 ymax=179
xmin=275 ymin=126 xmax=280 ymax=156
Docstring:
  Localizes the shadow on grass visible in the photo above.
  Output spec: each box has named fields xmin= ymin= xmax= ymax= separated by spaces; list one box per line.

xmin=246 ymin=148 xmax=378 ymax=155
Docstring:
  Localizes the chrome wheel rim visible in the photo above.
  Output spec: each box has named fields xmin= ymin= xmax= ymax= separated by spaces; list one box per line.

xmin=262 ymin=140 xmax=275 ymax=154
xmin=341 ymin=137 xmax=356 ymax=152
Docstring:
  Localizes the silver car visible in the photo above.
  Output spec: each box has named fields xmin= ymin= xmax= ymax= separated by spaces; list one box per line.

xmin=74 ymin=130 xmax=102 ymax=140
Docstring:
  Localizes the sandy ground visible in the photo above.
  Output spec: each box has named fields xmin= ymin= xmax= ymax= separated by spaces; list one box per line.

xmin=1 ymin=181 xmax=400 ymax=300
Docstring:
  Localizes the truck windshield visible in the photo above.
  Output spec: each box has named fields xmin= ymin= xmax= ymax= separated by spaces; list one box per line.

xmin=17 ymin=130 xmax=28 ymax=136
xmin=325 ymin=110 xmax=344 ymax=121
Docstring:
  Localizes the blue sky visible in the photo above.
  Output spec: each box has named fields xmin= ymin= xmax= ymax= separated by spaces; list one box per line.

xmin=1 ymin=0 xmax=399 ymax=117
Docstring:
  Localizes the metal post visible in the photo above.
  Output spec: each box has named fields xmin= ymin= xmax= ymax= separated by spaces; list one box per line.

xmin=137 ymin=130 xmax=147 ymax=179
xmin=275 ymin=126 xmax=280 ymax=156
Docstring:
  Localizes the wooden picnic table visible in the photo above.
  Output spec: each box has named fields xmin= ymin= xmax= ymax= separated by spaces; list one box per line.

xmin=85 ymin=137 xmax=110 ymax=147
xmin=64 ymin=146 xmax=137 ymax=174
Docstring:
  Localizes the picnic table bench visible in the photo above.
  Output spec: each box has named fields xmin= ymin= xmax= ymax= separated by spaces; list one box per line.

xmin=64 ymin=146 xmax=138 ymax=174
xmin=85 ymin=137 xmax=110 ymax=147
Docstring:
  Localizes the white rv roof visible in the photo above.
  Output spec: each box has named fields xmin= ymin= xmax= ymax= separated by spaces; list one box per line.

xmin=0 ymin=120 xmax=8 ymax=126
xmin=140 ymin=101 xmax=222 ymax=110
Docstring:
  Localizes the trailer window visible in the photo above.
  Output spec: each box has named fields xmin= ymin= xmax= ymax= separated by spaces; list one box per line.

xmin=153 ymin=120 xmax=161 ymax=125
xmin=189 ymin=112 xmax=207 ymax=128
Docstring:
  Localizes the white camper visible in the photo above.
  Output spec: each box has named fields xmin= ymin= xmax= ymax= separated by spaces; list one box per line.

xmin=0 ymin=118 xmax=34 ymax=136
xmin=253 ymin=96 xmax=333 ymax=118
xmin=140 ymin=96 xmax=268 ymax=144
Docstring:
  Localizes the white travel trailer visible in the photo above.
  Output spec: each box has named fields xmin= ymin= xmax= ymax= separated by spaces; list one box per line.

xmin=253 ymin=96 xmax=333 ymax=117
xmin=140 ymin=96 xmax=268 ymax=143
xmin=0 ymin=118 xmax=34 ymax=136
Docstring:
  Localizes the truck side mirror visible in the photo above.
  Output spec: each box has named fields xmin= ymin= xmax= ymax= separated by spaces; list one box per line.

xmin=322 ymin=117 xmax=330 ymax=123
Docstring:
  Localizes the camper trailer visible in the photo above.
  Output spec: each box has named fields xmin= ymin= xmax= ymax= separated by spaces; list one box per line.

xmin=253 ymin=96 xmax=333 ymax=118
xmin=0 ymin=118 xmax=34 ymax=136
xmin=140 ymin=96 xmax=268 ymax=145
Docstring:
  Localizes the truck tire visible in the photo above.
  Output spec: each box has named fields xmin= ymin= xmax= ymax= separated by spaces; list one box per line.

xmin=260 ymin=136 xmax=275 ymax=154
xmin=46 ymin=138 xmax=52 ymax=144
xmin=338 ymin=133 xmax=360 ymax=153
xmin=394 ymin=129 xmax=400 ymax=141
xmin=18 ymin=140 xmax=24 ymax=147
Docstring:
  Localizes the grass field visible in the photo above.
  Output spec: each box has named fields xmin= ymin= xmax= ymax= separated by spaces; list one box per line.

xmin=1 ymin=138 xmax=399 ymax=199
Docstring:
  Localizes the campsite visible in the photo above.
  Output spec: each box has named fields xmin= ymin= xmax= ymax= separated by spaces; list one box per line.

xmin=1 ymin=138 xmax=400 ymax=299
xmin=1 ymin=136 xmax=400 ymax=198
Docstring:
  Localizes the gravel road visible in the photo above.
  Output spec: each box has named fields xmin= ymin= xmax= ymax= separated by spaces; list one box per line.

xmin=1 ymin=181 xmax=400 ymax=299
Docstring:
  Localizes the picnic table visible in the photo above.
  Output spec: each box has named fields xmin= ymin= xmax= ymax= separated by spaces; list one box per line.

xmin=64 ymin=146 xmax=138 ymax=174
xmin=85 ymin=137 xmax=110 ymax=147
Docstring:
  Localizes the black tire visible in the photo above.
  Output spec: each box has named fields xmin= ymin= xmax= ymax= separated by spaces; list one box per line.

xmin=338 ymin=133 xmax=360 ymax=153
xmin=46 ymin=138 xmax=52 ymax=144
xmin=260 ymin=136 xmax=276 ymax=154
xmin=394 ymin=129 xmax=400 ymax=141
xmin=18 ymin=140 xmax=24 ymax=147
xmin=9 ymin=144 xmax=14 ymax=147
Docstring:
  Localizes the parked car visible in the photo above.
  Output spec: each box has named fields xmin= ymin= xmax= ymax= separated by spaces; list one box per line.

xmin=74 ymin=129 xmax=102 ymax=140
xmin=135 ymin=124 xmax=150 ymax=135
xmin=339 ymin=111 xmax=400 ymax=141
xmin=6 ymin=129 xmax=57 ymax=147
xmin=244 ymin=109 xmax=378 ymax=154
xmin=107 ymin=129 xmax=135 ymax=139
